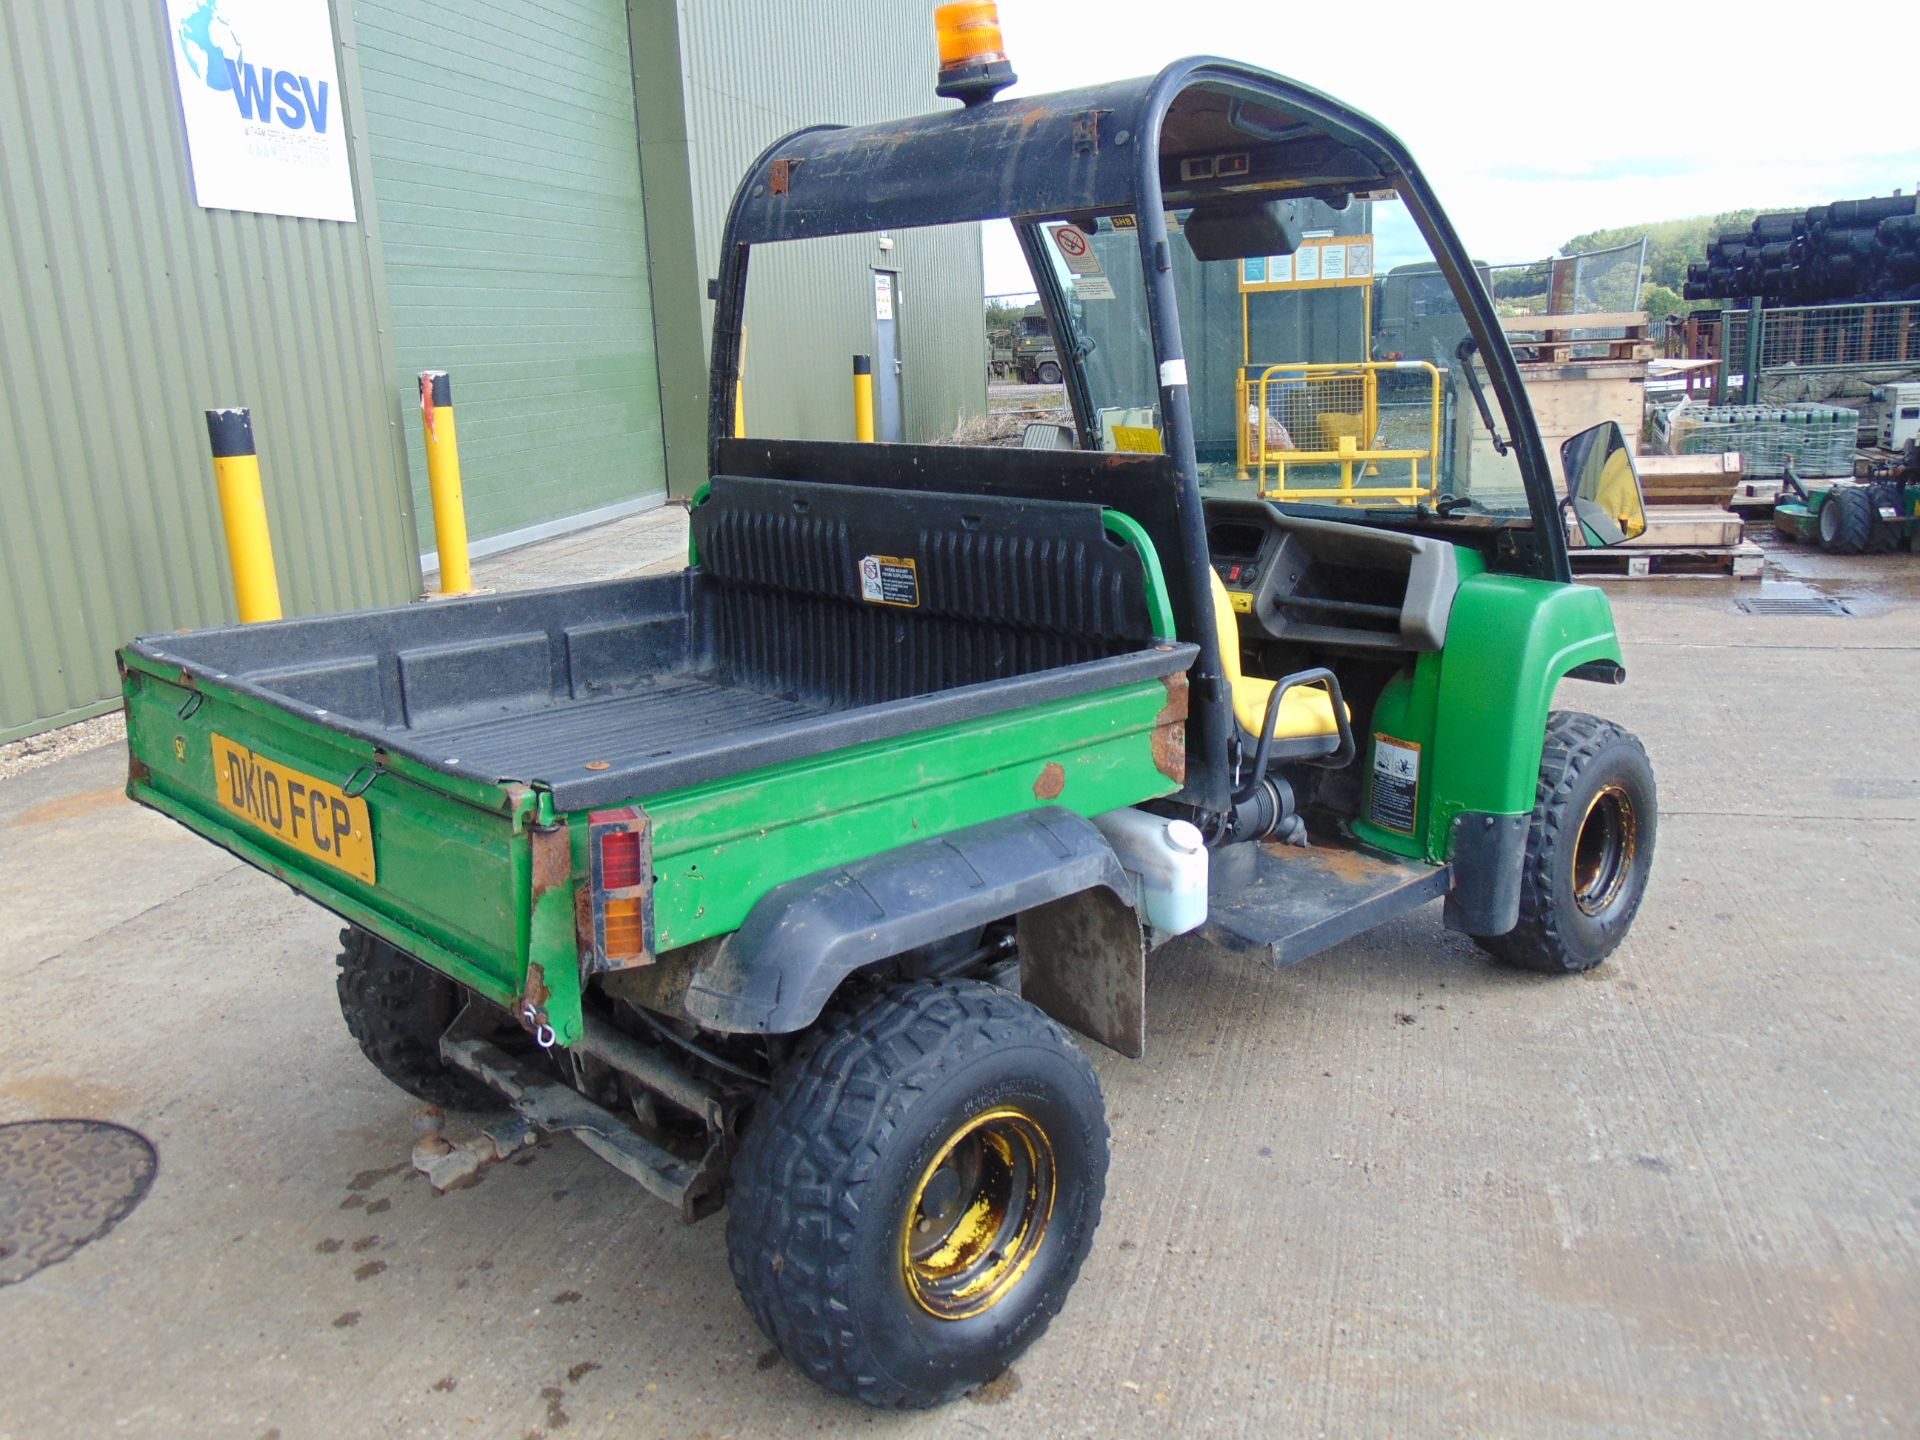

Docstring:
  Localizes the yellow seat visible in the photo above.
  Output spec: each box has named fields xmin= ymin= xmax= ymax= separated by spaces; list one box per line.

xmin=1208 ymin=567 xmax=1345 ymax=741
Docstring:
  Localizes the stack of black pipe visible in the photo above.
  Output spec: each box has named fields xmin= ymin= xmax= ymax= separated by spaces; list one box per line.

xmin=1685 ymin=195 xmax=1920 ymax=304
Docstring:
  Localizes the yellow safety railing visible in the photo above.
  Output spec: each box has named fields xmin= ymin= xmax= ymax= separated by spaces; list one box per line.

xmin=1236 ymin=361 xmax=1444 ymax=504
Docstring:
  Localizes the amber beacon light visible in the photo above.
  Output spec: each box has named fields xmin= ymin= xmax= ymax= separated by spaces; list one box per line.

xmin=934 ymin=2 xmax=1016 ymax=106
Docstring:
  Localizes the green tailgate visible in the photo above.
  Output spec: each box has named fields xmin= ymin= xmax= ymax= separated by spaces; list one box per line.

xmin=121 ymin=655 xmax=542 ymax=1016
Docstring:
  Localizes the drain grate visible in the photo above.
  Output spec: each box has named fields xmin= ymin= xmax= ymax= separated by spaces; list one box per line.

xmin=0 ymin=1120 xmax=157 ymax=1285
xmin=1737 ymin=596 xmax=1852 ymax=617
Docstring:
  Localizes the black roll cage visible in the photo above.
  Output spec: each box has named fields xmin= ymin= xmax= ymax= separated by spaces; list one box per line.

xmin=703 ymin=57 xmax=1568 ymax=813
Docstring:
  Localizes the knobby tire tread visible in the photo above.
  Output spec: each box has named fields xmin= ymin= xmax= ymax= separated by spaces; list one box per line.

xmin=726 ymin=978 xmax=1103 ymax=1409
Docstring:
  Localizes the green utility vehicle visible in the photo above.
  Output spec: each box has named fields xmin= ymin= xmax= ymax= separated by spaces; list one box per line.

xmin=1773 ymin=444 xmax=1920 ymax=553
xmin=122 ymin=40 xmax=1659 ymax=1411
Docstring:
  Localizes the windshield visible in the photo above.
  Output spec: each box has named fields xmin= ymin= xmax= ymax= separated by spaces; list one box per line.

xmin=1030 ymin=200 xmax=1530 ymax=518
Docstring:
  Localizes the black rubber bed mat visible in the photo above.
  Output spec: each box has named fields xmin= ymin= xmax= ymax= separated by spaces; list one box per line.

xmin=409 ymin=673 xmax=829 ymax=782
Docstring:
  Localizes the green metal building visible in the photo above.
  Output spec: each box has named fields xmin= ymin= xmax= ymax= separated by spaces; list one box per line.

xmin=0 ymin=0 xmax=984 ymax=742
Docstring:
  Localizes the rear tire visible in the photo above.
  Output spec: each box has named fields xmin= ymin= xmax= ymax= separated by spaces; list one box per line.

xmin=1818 ymin=486 xmax=1875 ymax=554
xmin=335 ymin=928 xmax=502 ymax=1110
xmin=727 ymin=979 xmax=1107 ymax=1409
xmin=1477 ymin=711 xmax=1656 ymax=975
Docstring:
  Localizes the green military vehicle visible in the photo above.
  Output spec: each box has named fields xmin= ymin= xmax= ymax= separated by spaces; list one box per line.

xmin=990 ymin=302 xmax=1061 ymax=383
xmin=122 ymin=31 xmax=1658 ymax=1412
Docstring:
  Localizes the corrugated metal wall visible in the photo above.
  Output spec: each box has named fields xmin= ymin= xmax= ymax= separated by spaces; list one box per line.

xmin=352 ymin=0 xmax=667 ymax=545
xmin=742 ymin=226 xmax=986 ymax=444
xmin=0 ymin=0 xmax=418 ymax=742
xmin=676 ymin=0 xmax=985 ymax=446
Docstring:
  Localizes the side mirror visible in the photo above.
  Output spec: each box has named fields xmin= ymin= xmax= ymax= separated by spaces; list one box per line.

xmin=1561 ymin=421 xmax=1648 ymax=547
xmin=1020 ymin=422 xmax=1075 ymax=451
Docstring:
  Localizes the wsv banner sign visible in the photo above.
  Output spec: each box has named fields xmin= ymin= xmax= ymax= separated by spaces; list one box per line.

xmin=165 ymin=0 xmax=356 ymax=222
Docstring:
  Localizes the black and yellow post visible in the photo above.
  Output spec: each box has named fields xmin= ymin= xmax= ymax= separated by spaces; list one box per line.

xmin=419 ymin=370 xmax=473 ymax=595
xmin=204 ymin=408 xmax=283 ymax=623
xmin=733 ymin=328 xmax=748 ymax=439
xmin=852 ymin=354 xmax=876 ymax=442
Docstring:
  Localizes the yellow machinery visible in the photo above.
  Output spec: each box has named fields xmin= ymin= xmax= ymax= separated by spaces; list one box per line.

xmin=1234 ymin=235 xmax=1443 ymax=504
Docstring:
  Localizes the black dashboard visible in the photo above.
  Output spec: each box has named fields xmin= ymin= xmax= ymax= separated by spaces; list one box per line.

xmin=1204 ymin=499 xmax=1462 ymax=652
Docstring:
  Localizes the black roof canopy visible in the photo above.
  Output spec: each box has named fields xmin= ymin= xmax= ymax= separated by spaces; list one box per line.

xmin=725 ymin=61 xmax=1401 ymax=245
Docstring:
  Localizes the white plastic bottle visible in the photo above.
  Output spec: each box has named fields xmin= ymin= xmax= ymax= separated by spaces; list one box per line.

xmin=1091 ymin=807 xmax=1209 ymax=940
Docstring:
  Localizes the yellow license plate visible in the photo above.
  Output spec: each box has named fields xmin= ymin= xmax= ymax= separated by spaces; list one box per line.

xmin=211 ymin=734 xmax=376 ymax=884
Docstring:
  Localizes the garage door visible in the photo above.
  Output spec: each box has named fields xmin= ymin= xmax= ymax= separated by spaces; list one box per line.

xmin=352 ymin=0 xmax=666 ymax=551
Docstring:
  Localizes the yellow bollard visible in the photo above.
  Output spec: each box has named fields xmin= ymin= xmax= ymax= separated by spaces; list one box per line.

xmin=419 ymin=370 xmax=472 ymax=595
xmin=853 ymin=354 xmax=875 ymax=442
xmin=205 ymin=408 xmax=283 ymax=623
xmin=733 ymin=327 xmax=748 ymax=439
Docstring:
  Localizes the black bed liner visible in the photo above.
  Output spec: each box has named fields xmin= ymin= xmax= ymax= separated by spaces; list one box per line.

xmin=131 ymin=478 xmax=1196 ymax=811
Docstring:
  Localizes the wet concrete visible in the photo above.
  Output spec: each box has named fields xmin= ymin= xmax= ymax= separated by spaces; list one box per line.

xmin=1 ymin=540 xmax=1917 ymax=1438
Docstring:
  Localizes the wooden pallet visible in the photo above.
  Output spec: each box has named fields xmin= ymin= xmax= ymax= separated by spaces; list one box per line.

xmin=1502 ymin=311 xmax=1653 ymax=363
xmin=1636 ymin=451 xmax=1743 ymax=508
xmin=1513 ymin=338 xmax=1655 ymax=363
xmin=1570 ymin=540 xmax=1765 ymax=580
xmin=1729 ymin=478 xmax=1788 ymax=510
xmin=1567 ymin=506 xmax=1745 ymax=553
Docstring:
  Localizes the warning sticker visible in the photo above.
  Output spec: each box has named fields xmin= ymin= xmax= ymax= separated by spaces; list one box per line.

xmin=1110 ymin=425 xmax=1163 ymax=453
xmin=1369 ymin=734 xmax=1421 ymax=833
xmin=859 ymin=554 xmax=919 ymax=608
xmin=1051 ymin=224 xmax=1103 ymax=276
xmin=1074 ymin=275 xmax=1116 ymax=300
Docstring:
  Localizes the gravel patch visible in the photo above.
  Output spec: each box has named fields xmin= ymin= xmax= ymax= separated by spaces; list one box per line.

xmin=0 ymin=710 xmax=126 ymax=784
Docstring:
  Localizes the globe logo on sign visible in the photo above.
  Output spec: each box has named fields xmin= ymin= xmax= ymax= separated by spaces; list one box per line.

xmin=171 ymin=0 xmax=332 ymax=133
xmin=176 ymin=0 xmax=242 ymax=94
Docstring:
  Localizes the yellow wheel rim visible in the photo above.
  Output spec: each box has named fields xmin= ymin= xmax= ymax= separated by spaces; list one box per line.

xmin=1573 ymin=783 xmax=1638 ymax=917
xmin=901 ymin=1106 xmax=1055 ymax=1321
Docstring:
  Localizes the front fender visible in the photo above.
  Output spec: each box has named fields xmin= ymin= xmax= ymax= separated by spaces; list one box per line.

xmin=683 ymin=808 xmax=1134 ymax=1036
xmin=1426 ymin=573 xmax=1623 ymax=857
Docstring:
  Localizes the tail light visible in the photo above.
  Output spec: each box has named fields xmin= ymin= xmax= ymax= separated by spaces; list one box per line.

xmin=587 ymin=807 xmax=653 ymax=970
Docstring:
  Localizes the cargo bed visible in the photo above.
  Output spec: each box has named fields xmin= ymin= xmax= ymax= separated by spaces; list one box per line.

xmin=121 ymin=476 xmax=1195 ymax=1042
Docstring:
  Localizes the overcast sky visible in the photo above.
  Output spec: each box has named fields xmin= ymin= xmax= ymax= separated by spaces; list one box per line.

xmin=977 ymin=0 xmax=1920 ymax=295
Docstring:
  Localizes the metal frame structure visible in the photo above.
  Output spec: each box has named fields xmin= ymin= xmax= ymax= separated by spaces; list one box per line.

xmin=1241 ymin=360 xmax=1444 ymax=502
xmin=704 ymin=58 xmax=1572 ymax=811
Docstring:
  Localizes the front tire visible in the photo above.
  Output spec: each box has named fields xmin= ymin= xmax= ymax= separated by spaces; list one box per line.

xmin=726 ymin=979 xmax=1107 ymax=1409
xmin=1035 ymin=360 xmax=1062 ymax=385
xmin=1818 ymin=486 xmax=1875 ymax=554
xmin=1478 ymin=712 xmax=1657 ymax=975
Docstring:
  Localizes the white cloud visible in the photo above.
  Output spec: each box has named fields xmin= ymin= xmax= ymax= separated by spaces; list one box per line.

xmin=970 ymin=0 xmax=1919 ymax=289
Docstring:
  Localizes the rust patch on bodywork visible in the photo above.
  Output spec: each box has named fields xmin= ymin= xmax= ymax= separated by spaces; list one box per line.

xmin=514 ymin=961 xmax=552 ymax=1038
xmin=530 ymin=823 xmax=572 ymax=901
xmin=575 ymin=885 xmax=596 ymax=962
xmin=1034 ymin=762 xmax=1067 ymax=800
xmin=1071 ymin=109 xmax=1111 ymax=156
xmin=1152 ymin=673 xmax=1189 ymax=783
xmin=769 ymin=157 xmax=800 ymax=195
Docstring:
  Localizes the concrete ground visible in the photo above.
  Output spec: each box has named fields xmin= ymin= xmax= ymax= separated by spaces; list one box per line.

xmin=2 ymin=522 xmax=1917 ymax=1439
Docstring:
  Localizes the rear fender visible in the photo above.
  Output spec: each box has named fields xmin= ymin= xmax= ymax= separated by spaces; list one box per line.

xmin=682 ymin=808 xmax=1140 ymax=1050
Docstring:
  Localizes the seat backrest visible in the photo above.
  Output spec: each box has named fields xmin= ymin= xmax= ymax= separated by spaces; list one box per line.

xmin=692 ymin=475 xmax=1164 ymax=708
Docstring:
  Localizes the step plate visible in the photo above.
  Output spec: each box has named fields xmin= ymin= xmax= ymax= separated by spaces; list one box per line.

xmin=1199 ymin=843 xmax=1451 ymax=967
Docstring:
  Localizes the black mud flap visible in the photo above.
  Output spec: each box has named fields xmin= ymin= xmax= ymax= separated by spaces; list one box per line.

xmin=1018 ymin=885 xmax=1147 ymax=1059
